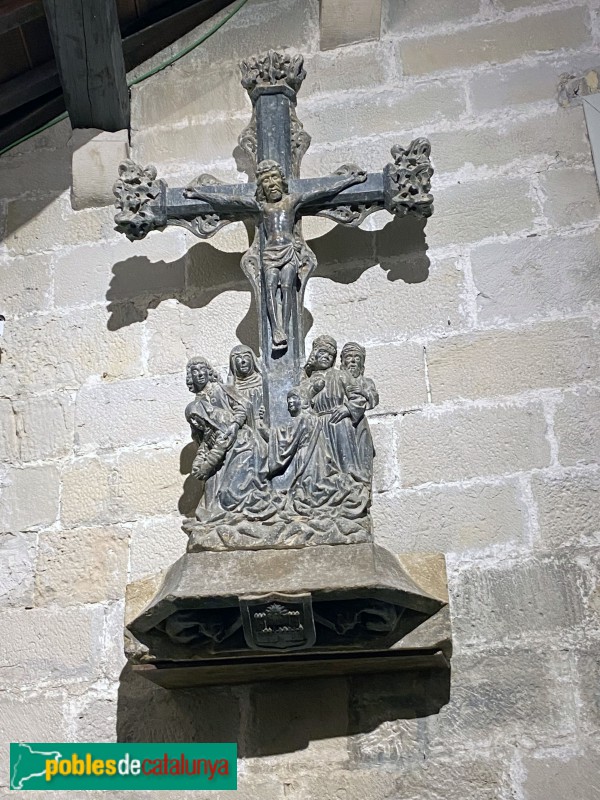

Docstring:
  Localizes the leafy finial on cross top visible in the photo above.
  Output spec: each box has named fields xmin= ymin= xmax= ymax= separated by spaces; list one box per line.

xmin=240 ymin=50 xmax=306 ymax=99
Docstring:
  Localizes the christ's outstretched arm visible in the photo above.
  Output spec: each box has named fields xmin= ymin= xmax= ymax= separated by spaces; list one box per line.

xmin=182 ymin=187 xmax=260 ymax=214
xmin=297 ymin=164 xmax=367 ymax=208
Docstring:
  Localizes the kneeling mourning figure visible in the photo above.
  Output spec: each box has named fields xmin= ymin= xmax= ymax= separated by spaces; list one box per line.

xmin=118 ymin=49 xmax=450 ymax=686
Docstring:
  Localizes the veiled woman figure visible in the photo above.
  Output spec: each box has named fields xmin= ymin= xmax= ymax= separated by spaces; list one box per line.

xmin=185 ymin=356 xmax=274 ymax=522
xmin=301 ymin=336 xmax=365 ymax=478
xmin=340 ymin=342 xmax=379 ymax=479
xmin=227 ymin=344 xmax=265 ymax=429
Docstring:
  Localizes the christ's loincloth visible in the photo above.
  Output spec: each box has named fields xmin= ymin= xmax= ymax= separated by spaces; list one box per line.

xmin=262 ymin=241 xmax=302 ymax=275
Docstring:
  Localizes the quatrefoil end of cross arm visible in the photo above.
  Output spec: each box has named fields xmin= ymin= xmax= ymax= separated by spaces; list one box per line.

xmin=383 ymin=137 xmax=434 ymax=219
xmin=113 ymin=159 xmax=166 ymax=241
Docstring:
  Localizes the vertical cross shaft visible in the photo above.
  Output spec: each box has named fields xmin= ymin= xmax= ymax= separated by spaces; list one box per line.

xmin=240 ymin=56 xmax=311 ymax=425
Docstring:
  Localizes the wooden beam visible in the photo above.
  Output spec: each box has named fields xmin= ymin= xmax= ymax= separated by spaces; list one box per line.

xmin=42 ymin=0 xmax=129 ymax=130
xmin=0 ymin=2 xmax=229 ymax=119
xmin=121 ymin=0 xmax=231 ymax=70
xmin=0 ymin=92 xmax=64 ymax=152
xmin=0 ymin=0 xmax=43 ymax=36
xmin=0 ymin=59 xmax=60 ymax=115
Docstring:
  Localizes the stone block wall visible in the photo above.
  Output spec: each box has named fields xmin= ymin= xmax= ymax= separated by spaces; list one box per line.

xmin=1 ymin=0 xmax=599 ymax=797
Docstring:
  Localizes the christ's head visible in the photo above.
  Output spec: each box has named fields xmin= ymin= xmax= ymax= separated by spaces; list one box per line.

xmin=256 ymin=160 xmax=287 ymax=202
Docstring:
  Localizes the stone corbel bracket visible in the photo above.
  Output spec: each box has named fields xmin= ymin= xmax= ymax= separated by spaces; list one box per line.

xmin=123 ymin=544 xmax=452 ymax=689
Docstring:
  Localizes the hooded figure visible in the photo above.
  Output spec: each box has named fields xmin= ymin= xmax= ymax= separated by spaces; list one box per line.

xmin=227 ymin=344 xmax=265 ymax=429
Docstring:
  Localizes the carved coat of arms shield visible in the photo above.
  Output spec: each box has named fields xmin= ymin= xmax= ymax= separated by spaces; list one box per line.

xmin=240 ymin=592 xmax=316 ymax=651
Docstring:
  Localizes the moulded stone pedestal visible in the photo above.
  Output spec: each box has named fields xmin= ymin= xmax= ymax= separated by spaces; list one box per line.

xmin=124 ymin=543 xmax=451 ymax=688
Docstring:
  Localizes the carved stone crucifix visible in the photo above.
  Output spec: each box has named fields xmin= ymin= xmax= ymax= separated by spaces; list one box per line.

xmin=113 ymin=50 xmax=434 ymax=425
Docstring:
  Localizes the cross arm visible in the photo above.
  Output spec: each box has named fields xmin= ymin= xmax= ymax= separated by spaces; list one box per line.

xmin=113 ymin=160 xmax=258 ymax=240
xmin=183 ymin=181 xmax=260 ymax=213
xmin=295 ymin=164 xmax=368 ymax=207
xmin=295 ymin=138 xmax=434 ymax=228
xmin=293 ymin=172 xmax=384 ymax=215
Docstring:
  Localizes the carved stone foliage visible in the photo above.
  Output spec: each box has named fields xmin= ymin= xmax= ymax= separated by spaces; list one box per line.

xmin=183 ymin=337 xmax=379 ymax=551
xmin=385 ymin=137 xmax=434 ymax=218
xmin=176 ymin=214 xmax=230 ymax=238
xmin=240 ymin=49 xmax=306 ymax=97
xmin=113 ymin=159 xmax=164 ymax=240
xmin=317 ymin=203 xmax=377 ymax=227
xmin=316 ymin=163 xmax=378 ymax=226
xmin=290 ymin=106 xmax=311 ymax=175
xmin=174 ymin=173 xmax=234 ymax=238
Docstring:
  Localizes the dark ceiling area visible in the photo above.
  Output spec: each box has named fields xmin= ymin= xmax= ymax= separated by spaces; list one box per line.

xmin=0 ymin=0 xmax=234 ymax=153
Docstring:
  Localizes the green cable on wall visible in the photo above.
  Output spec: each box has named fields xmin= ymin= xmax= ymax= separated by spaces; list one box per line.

xmin=0 ymin=0 xmax=249 ymax=158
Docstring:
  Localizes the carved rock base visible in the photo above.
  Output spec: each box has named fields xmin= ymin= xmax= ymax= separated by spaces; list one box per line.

xmin=183 ymin=513 xmax=372 ymax=551
xmin=125 ymin=543 xmax=451 ymax=688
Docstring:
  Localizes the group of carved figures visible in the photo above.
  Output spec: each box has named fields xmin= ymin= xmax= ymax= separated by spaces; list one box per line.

xmin=185 ymin=337 xmax=379 ymax=526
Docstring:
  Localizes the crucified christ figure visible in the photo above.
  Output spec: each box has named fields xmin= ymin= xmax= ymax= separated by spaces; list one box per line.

xmin=184 ymin=159 xmax=367 ymax=350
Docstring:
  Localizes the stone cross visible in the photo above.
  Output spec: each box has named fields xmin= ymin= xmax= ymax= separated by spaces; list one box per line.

xmin=113 ymin=50 xmax=434 ymax=424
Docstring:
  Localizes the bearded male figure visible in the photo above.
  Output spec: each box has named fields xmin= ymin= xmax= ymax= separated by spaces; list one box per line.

xmin=184 ymin=160 xmax=367 ymax=350
xmin=340 ymin=342 xmax=379 ymax=478
xmin=301 ymin=335 xmax=370 ymax=495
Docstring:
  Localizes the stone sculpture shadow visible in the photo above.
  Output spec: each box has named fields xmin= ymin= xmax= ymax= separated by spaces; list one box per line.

xmin=105 ymin=215 xmax=429 ymax=338
xmin=116 ymin=663 xmax=450 ymax=756
xmin=178 ymin=441 xmax=202 ymax=518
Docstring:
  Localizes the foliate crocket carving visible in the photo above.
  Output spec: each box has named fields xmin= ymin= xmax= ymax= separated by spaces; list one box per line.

xmin=113 ymin=159 xmax=165 ymax=240
xmin=240 ymin=50 xmax=306 ymax=97
xmin=384 ymin=137 xmax=434 ymax=218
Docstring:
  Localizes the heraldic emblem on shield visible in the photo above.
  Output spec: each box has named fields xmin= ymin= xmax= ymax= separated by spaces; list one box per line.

xmin=240 ymin=593 xmax=316 ymax=651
